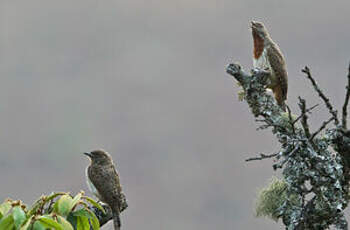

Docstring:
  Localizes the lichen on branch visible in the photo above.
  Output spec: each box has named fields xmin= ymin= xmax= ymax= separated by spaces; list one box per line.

xmin=226 ymin=62 xmax=350 ymax=230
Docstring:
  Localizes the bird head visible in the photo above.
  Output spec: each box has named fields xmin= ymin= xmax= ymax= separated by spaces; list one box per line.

xmin=250 ymin=21 xmax=269 ymax=39
xmin=84 ymin=149 xmax=112 ymax=164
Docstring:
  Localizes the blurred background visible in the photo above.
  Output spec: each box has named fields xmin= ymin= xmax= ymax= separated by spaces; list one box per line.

xmin=1 ymin=0 xmax=350 ymax=229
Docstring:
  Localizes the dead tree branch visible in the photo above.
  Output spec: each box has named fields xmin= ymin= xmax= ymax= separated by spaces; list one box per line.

xmin=298 ymin=97 xmax=311 ymax=138
xmin=286 ymin=105 xmax=296 ymax=134
xmin=302 ymin=66 xmax=339 ymax=126
xmin=342 ymin=63 xmax=350 ymax=129
xmin=245 ymin=153 xmax=279 ymax=162
xmin=309 ymin=117 xmax=335 ymax=141
xmin=226 ymin=62 xmax=350 ymax=229
xmin=292 ymin=103 xmax=319 ymax=125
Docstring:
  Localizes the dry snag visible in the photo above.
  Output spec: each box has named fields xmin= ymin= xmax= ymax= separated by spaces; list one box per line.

xmin=226 ymin=62 xmax=350 ymax=229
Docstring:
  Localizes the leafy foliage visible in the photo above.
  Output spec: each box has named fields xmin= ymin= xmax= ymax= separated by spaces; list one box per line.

xmin=0 ymin=192 xmax=103 ymax=230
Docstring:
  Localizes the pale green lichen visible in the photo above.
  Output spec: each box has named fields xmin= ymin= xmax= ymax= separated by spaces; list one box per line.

xmin=255 ymin=177 xmax=288 ymax=221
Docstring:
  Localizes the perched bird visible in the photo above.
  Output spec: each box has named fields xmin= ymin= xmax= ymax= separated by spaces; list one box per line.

xmin=84 ymin=150 xmax=127 ymax=230
xmin=251 ymin=21 xmax=288 ymax=110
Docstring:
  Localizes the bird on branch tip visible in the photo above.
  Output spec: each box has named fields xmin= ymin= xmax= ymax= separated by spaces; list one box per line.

xmin=251 ymin=21 xmax=288 ymax=111
xmin=84 ymin=149 xmax=128 ymax=230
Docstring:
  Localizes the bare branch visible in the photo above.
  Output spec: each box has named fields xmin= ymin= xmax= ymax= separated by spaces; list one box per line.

xmin=309 ymin=117 xmax=335 ymax=141
xmin=245 ymin=153 xmax=278 ymax=162
xmin=292 ymin=104 xmax=319 ymax=125
xmin=286 ymin=105 xmax=296 ymax=134
xmin=226 ymin=63 xmax=250 ymax=83
xmin=298 ymin=97 xmax=311 ymax=138
xmin=256 ymin=118 xmax=286 ymax=131
xmin=342 ymin=63 xmax=350 ymax=129
xmin=302 ymin=66 xmax=339 ymax=125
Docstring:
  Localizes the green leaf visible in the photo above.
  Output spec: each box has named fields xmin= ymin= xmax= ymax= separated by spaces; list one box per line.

xmin=46 ymin=192 xmax=67 ymax=203
xmin=0 ymin=200 xmax=12 ymax=219
xmin=85 ymin=209 xmax=100 ymax=230
xmin=19 ymin=216 xmax=33 ymax=230
xmin=72 ymin=208 xmax=100 ymax=230
xmin=81 ymin=196 xmax=105 ymax=214
xmin=76 ymin=216 xmax=90 ymax=230
xmin=28 ymin=193 xmax=67 ymax=217
xmin=38 ymin=216 xmax=63 ymax=230
xmin=54 ymin=195 xmax=73 ymax=217
xmin=27 ymin=197 xmax=45 ymax=217
xmin=56 ymin=215 xmax=74 ymax=230
xmin=0 ymin=214 xmax=15 ymax=230
xmin=72 ymin=209 xmax=93 ymax=229
xmin=72 ymin=209 xmax=93 ymax=219
xmin=32 ymin=221 xmax=46 ymax=230
xmin=70 ymin=193 xmax=82 ymax=212
xmin=66 ymin=214 xmax=76 ymax=229
xmin=12 ymin=206 xmax=26 ymax=229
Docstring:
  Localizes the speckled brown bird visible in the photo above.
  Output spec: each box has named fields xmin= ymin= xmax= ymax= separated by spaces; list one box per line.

xmin=84 ymin=150 xmax=127 ymax=230
xmin=251 ymin=21 xmax=288 ymax=110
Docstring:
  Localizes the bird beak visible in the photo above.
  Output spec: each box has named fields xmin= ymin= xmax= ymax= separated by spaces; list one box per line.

xmin=83 ymin=152 xmax=92 ymax=157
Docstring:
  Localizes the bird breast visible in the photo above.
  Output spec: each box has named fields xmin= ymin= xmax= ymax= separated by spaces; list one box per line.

xmin=253 ymin=49 xmax=277 ymax=88
xmin=253 ymin=48 xmax=269 ymax=69
xmin=85 ymin=167 xmax=102 ymax=200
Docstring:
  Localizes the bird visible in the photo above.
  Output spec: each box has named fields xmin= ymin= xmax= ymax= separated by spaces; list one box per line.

xmin=84 ymin=149 xmax=127 ymax=230
xmin=251 ymin=21 xmax=288 ymax=110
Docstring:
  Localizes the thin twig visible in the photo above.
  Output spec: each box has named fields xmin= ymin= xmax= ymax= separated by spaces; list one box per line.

xmin=245 ymin=153 xmax=278 ymax=162
xmin=255 ymin=119 xmax=266 ymax=123
xmin=309 ymin=117 xmax=335 ymax=141
xmin=256 ymin=117 xmax=286 ymax=131
xmin=302 ymin=66 xmax=339 ymax=125
xmin=298 ymin=97 xmax=311 ymax=138
xmin=286 ymin=105 xmax=295 ymax=134
xmin=342 ymin=63 xmax=350 ymax=129
xmin=292 ymin=104 xmax=319 ymax=125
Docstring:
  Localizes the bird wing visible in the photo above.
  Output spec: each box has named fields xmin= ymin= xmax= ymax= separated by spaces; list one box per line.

xmin=266 ymin=43 xmax=288 ymax=101
xmin=88 ymin=164 xmax=122 ymax=209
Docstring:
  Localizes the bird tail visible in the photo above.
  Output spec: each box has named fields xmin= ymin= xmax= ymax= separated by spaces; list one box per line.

xmin=272 ymin=86 xmax=286 ymax=111
xmin=112 ymin=209 xmax=121 ymax=230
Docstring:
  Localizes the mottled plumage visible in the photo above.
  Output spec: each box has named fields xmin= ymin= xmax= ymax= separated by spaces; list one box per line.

xmin=251 ymin=21 xmax=288 ymax=110
xmin=84 ymin=150 xmax=127 ymax=230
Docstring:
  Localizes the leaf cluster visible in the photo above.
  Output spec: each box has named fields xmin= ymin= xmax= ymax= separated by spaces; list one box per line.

xmin=0 ymin=192 xmax=104 ymax=230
